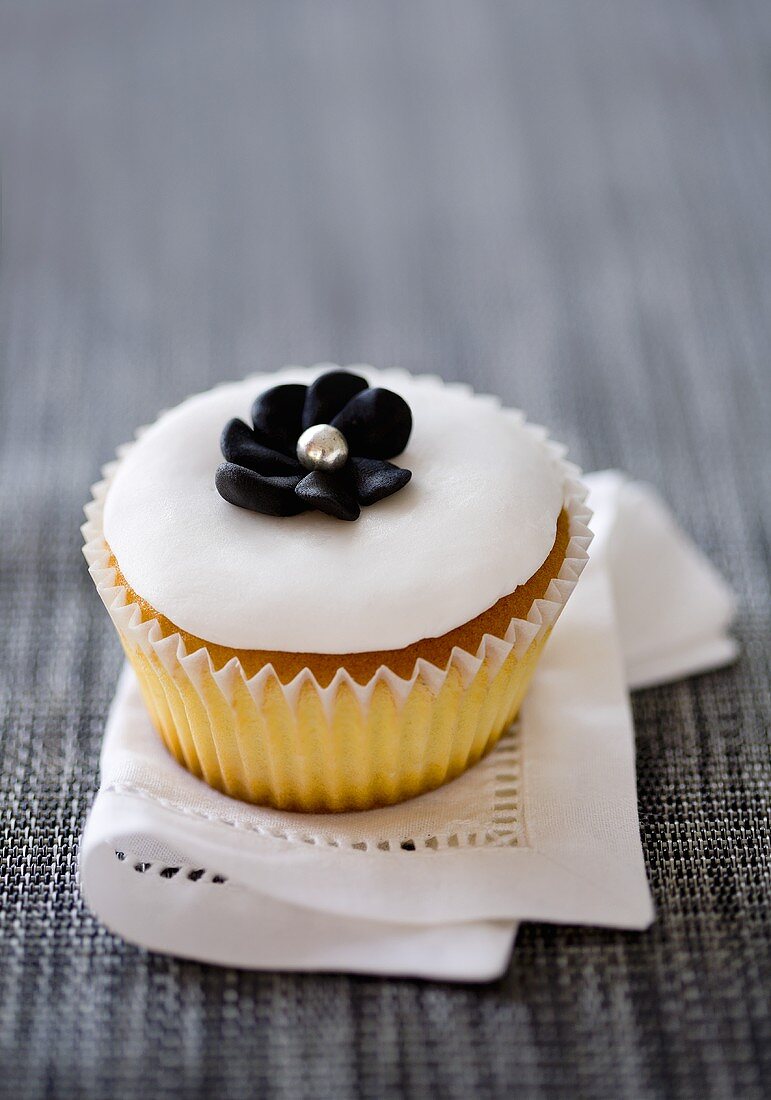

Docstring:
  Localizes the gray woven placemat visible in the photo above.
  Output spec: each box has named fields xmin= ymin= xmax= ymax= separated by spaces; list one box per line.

xmin=0 ymin=2 xmax=769 ymax=1097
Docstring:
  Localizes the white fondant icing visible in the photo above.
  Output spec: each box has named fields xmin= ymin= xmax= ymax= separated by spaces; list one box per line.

xmin=103 ymin=367 xmax=566 ymax=653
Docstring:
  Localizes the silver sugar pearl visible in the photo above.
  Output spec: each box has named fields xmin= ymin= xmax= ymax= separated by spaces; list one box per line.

xmin=296 ymin=423 xmax=349 ymax=471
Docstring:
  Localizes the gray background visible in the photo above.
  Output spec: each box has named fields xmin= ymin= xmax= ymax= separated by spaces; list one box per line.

xmin=0 ymin=1 xmax=769 ymax=1097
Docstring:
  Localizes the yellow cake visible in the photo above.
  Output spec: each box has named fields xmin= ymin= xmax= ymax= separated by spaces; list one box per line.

xmin=83 ymin=366 xmax=591 ymax=811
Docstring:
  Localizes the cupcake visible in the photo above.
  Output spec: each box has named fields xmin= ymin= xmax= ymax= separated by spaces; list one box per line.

xmin=83 ymin=366 xmax=591 ymax=812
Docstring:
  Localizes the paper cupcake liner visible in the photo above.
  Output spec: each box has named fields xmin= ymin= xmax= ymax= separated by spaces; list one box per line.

xmin=83 ymin=387 xmax=592 ymax=812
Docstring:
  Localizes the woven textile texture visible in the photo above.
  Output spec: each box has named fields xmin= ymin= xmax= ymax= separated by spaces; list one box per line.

xmin=0 ymin=2 xmax=769 ymax=1097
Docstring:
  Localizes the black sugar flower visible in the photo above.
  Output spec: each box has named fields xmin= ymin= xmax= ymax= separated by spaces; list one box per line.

xmin=216 ymin=370 xmax=413 ymax=521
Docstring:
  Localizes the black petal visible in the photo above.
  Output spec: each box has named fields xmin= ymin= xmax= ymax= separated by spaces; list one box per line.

xmin=332 ymin=387 xmax=412 ymax=459
xmin=251 ymin=383 xmax=307 ymax=455
xmin=349 ymin=456 xmax=412 ymax=505
xmin=215 ymin=463 xmax=308 ymax=516
xmin=294 ymin=470 xmax=360 ymax=521
xmin=301 ymin=370 xmax=369 ymax=430
xmin=221 ymin=418 xmax=301 ymax=475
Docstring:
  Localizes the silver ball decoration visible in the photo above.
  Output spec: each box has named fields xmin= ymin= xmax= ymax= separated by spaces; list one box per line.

xmin=296 ymin=423 xmax=349 ymax=472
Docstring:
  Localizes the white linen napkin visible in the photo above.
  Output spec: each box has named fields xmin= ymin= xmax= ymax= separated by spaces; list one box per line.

xmin=79 ymin=471 xmax=737 ymax=980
